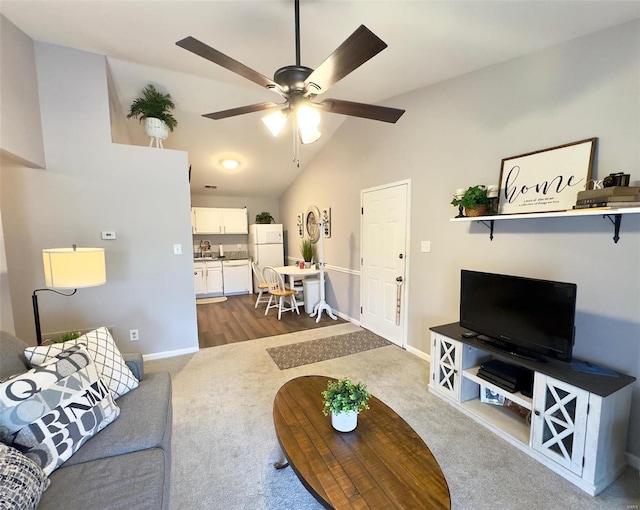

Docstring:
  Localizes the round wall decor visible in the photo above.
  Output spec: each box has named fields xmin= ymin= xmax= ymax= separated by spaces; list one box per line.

xmin=306 ymin=205 xmax=321 ymax=243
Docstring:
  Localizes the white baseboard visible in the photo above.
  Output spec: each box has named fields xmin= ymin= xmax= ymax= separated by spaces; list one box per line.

xmin=334 ymin=310 xmax=360 ymax=326
xmin=143 ymin=346 xmax=199 ymax=361
xmin=405 ymin=344 xmax=430 ymax=363
xmin=626 ymin=451 xmax=640 ymax=471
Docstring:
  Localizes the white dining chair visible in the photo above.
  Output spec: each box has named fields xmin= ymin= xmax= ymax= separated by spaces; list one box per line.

xmin=262 ymin=266 xmax=300 ymax=320
xmin=251 ymin=262 xmax=270 ymax=309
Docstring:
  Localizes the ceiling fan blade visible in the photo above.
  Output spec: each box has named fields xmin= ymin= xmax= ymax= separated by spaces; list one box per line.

xmin=176 ymin=36 xmax=281 ymax=92
xmin=320 ymin=99 xmax=405 ymax=123
xmin=304 ymin=25 xmax=387 ymax=96
xmin=203 ymin=102 xmax=280 ymax=120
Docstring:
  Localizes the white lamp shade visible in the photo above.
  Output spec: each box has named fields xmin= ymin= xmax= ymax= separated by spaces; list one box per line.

xmin=262 ymin=109 xmax=289 ymax=137
xmin=42 ymin=247 xmax=106 ymax=289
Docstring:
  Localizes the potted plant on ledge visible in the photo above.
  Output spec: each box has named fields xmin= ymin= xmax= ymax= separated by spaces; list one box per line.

xmin=255 ymin=212 xmax=274 ymax=224
xmin=322 ymin=378 xmax=371 ymax=432
xmin=127 ymin=84 xmax=178 ymax=148
xmin=451 ymin=185 xmax=489 ymax=217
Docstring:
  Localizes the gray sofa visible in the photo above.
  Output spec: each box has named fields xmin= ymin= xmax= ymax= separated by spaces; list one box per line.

xmin=0 ymin=330 xmax=172 ymax=510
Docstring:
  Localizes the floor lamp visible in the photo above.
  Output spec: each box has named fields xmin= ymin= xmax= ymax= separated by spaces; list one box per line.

xmin=32 ymin=245 xmax=106 ymax=345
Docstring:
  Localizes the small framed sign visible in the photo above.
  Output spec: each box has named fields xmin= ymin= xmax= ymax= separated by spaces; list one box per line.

xmin=498 ymin=138 xmax=597 ymax=215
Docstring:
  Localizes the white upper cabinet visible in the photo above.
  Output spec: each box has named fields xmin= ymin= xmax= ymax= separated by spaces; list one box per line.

xmin=192 ymin=207 xmax=248 ymax=234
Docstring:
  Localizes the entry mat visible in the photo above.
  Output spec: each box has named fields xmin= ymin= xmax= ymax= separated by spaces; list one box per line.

xmin=267 ymin=329 xmax=392 ymax=370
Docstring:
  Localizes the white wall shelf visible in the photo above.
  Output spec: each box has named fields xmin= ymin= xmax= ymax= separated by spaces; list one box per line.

xmin=450 ymin=207 xmax=640 ymax=243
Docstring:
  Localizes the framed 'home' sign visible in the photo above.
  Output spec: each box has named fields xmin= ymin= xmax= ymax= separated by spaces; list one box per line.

xmin=498 ymin=138 xmax=597 ymax=215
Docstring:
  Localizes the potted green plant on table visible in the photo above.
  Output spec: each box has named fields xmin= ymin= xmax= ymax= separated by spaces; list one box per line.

xmin=322 ymin=378 xmax=371 ymax=432
xmin=450 ymin=185 xmax=489 ymax=217
xmin=300 ymin=238 xmax=313 ymax=268
xmin=127 ymin=84 xmax=178 ymax=147
xmin=255 ymin=212 xmax=274 ymax=224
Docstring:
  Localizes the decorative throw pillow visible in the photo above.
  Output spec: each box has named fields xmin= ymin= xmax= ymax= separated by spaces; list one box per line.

xmin=0 ymin=443 xmax=50 ymax=510
xmin=24 ymin=327 xmax=138 ymax=399
xmin=0 ymin=344 xmax=120 ymax=476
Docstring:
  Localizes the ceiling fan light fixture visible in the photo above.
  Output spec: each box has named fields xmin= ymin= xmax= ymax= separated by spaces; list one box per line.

xmin=220 ymin=159 xmax=240 ymax=170
xmin=299 ymin=126 xmax=321 ymax=145
xmin=262 ymin=109 xmax=289 ymax=137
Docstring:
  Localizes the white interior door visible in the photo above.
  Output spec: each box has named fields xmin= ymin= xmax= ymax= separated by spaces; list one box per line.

xmin=361 ymin=181 xmax=409 ymax=346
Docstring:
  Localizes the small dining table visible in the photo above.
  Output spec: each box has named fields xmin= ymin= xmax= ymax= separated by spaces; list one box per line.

xmin=272 ymin=265 xmax=321 ymax=311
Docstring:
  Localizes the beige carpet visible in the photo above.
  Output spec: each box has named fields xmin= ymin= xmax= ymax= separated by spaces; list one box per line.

xmin=147 ymin=323 xmax=639 ymax=510
xmin=196 ymin=296 xmax=227 ymax=304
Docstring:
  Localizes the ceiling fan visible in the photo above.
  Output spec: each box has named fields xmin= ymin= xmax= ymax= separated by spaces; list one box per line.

xmin=176 ymin=0 xmax=405 ymax=162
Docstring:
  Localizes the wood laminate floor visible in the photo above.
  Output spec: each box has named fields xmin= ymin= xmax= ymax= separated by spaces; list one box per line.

xmin=196 ymin=293 xmax=346 ymax=349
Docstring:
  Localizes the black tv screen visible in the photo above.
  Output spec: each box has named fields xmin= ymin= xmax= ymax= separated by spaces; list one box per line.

xmin=460 ymin=270 xmax=577 ymax=362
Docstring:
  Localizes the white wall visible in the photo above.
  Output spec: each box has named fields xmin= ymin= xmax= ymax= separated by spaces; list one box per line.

xmin=1 ymin=38 xmax=198 ymax=356
xmin=0 ymin=15 xmax=45 ymax=168
xmin=281 ymin=21 xmax=640 ymax=457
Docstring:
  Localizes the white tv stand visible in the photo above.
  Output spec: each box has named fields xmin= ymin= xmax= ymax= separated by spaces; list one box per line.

xmin=429 ymin=323 xmax=635 ymax=496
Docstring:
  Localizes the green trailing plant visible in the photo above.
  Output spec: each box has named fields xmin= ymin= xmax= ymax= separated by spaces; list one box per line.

xmin=450 ymin=185 xmax=489 ymax=209
xmin=255 ymin=212 xmax=274 ymax=224
xmin=300 ymin=239 xmax=313 ymax=262
xmin=127 ymin=84 xmax=178 ymax=131
xmin=322 ymin=378 xmax=371 ymax=416
xmin=54 ymin=331 xmax=82 ymax=343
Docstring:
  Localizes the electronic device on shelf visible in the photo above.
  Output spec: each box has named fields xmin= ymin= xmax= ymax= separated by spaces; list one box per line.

xmin=477 ymin=359 xmax=534 ymax=396
xmin=460 ymin=270 xmax=577 ymax=362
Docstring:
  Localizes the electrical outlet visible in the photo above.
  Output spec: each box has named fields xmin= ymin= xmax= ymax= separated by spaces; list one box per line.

xmin=421 ymin=241 xmax=431 ymax=253
xmin=129 ymin=329 xmax=139 ymax=341
xmin=237 ymin=244 xmax=242 ymax=250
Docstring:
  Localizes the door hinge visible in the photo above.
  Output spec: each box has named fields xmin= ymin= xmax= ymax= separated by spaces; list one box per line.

xmin=361 ymin=207 xmax=363 ymax=214
xmin=586 ymin=403 xmax=589 ymax=415
xmin=431 ymin=373 xmax=434 ymax=381
xmin=360 ymin=306 xmax=363 ymax=314
xmin=361 ymin=257 xmax=363 ymax=266
xmin=582 ymin=457 xmax=585 ymax=467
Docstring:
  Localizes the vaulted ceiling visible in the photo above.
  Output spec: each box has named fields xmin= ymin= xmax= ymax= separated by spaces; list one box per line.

xmin=2 ymin=1 xmax=638 ymax=198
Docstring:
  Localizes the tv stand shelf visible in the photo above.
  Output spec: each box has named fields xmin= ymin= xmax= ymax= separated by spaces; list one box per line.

xmin=450 ymin=207 xmax=640 ymax=243
xmin=429 ymin=323 xmax=635 ymax=496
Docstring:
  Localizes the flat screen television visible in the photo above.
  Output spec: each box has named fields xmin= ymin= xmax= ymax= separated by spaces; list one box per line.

xmin=460 ymin=270 xmax=577 ymax=362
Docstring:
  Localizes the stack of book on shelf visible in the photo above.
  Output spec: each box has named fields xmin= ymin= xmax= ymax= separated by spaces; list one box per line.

xmin=573 ymin=186 xmax=640 ymax=210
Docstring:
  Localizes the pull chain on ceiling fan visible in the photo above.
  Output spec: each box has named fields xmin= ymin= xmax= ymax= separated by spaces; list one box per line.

xmin=176 ymin=0 xmax=405 ymax=165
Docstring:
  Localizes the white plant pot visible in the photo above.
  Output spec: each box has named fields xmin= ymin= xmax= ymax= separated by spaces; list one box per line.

xmin=331 ymin=410 xmax=358 ymax=432
xmin=144 ymin=117 xmax=169 ymax=141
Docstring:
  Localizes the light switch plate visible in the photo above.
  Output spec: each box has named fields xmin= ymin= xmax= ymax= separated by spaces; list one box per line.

xmin=173 ymin=244 xmax=182 ymax=255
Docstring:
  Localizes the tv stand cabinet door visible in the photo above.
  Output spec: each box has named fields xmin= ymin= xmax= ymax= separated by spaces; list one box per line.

xmin=531 ymin=374 xmax=589 ymax=476
xmin=430 ymin=333 xmax=462 ymax=401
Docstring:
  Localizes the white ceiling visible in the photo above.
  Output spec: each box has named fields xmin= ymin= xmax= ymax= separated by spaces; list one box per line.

xmin=2 ymin=1 xmax=638 ymax=198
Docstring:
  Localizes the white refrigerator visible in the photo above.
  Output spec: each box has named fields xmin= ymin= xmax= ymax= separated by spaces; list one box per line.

xmin=248 ymin=224 xmax=284 ymax=291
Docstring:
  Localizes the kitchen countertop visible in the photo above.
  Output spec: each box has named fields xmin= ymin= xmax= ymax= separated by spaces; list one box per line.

xmin=194 ymin=254 xmax=250 ymax=262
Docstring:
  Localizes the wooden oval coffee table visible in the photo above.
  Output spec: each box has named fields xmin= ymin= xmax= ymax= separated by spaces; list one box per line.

xmin=273 ymin=375 xmax=451 ymax=509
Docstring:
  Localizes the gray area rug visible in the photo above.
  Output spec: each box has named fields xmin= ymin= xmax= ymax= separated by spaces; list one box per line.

xmin=266 ymin=329 xmax=391 ymax=369
xmin=146 ymin=323 xmax=638 ymax=510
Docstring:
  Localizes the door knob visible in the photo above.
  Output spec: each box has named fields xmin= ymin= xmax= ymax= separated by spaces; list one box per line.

xmin=396 ymin=276 xmax=403 ymax=283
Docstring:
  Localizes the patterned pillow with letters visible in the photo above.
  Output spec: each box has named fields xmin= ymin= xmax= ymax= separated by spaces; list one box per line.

xmin=0 ymin=443 xmax=50 ymax=510
xmin=24 ymin=327 xmax=138 ymax=399
xmin=0 ymin=344 xmax=120 ymax=475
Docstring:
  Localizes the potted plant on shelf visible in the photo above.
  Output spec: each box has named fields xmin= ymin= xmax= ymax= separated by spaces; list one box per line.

xmin=255 ymin=212 xmax=274 ymax=224
xmin=300 ymin=238 xmax=313 ymax=268
xmin=322 ymin=378 xmax=371 ymax=432
xmin=450 ymin=185 xmax=490 ymax=217
xmin=127 ymin=84 xmax=178 ymax=147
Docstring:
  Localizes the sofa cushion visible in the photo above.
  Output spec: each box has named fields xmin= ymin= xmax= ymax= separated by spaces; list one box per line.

xmin=0 ymin=331 xmax=30 ymax=381
xmin=62 ymin=371 xmax=172 ymax=466
xmin=24 ymin=327 xmax=139 ymax=399
xmin=0 ymin=443 xmax=50 ymax=510
xmin=0 ymin=344 xmax=120 ymax=476
xmin=38 ymin=448 xmax=168 ymax=510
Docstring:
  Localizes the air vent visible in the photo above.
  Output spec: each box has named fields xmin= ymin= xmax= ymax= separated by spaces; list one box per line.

xmin=204 ymin=185 xmax=218 ymax=189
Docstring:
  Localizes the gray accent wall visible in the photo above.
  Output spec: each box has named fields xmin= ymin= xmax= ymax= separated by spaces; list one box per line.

xmin=280 ymin=21 xmax=640 ymax=457
xmin=0 ymin=36 xmax=198 ymax=356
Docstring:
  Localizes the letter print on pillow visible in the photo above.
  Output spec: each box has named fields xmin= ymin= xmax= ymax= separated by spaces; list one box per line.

xmin=0 ymin=344 xmax=120 ymax=475
xmin=24 ymin=327 xmax=138 ymax=399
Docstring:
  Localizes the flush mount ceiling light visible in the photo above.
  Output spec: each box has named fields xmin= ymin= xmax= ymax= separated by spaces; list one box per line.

xmin=176 ymin=0 xmax=405 ymax=167
xmin=220 ymin=159 xmax=240 ymax=170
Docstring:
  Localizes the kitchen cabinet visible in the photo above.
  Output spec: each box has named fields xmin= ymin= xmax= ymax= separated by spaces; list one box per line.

xmin=191 ymin=207 xmax=248 ymax=234
xmin=194 ymin=260 xmax=223 ymax=295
